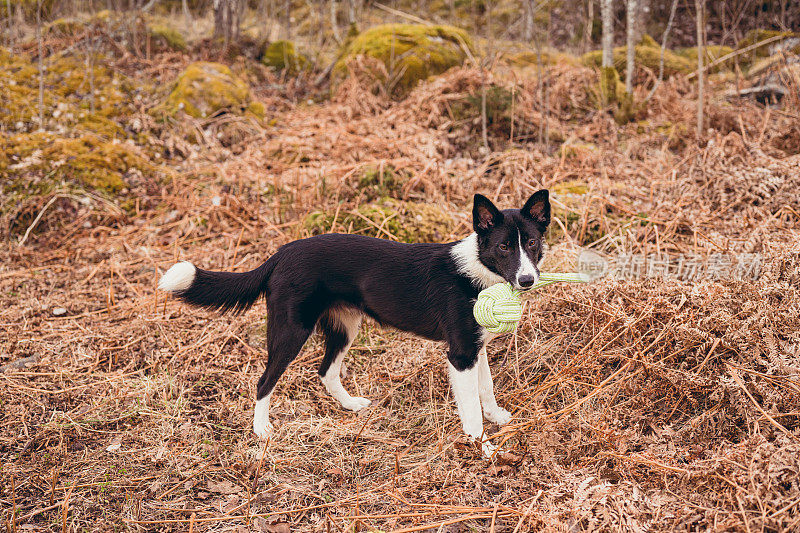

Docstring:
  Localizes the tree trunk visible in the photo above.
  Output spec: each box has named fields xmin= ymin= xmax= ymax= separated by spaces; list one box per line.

xmin=6 ymin=0 xmax=13 ymax=47
xmin=583 ymin=0 xmax=594 ymax=53
xmin=523 ymin=0 xmax=535 ymax=43
xmin=625 ymin=0 xmax=636 ymax=94
xmin=601 ymin=0 xmax=613 ymax=68
xmin=599 ymin=0 xmax=617 ymax=105
xmin=695 ymin=0 xmax=704 ymax=140
xmin=283 ymin=0 xmax=290 ymax=40
xmin=481 ymin=0 xmax=493 ymax=153
xmin=37 ymin=0 xmax=44 ymax=130
xmin=330 ymin=0 xmax=341 ymax=44
xmin=213 ymin=0 xmax=244 ymax=43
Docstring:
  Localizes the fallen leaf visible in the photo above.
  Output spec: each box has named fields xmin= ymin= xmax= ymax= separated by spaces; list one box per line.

xmin=256 ymin=518 xmax=290 ymax=533
xmin=207 ymin=479 xmax=239 ymax=495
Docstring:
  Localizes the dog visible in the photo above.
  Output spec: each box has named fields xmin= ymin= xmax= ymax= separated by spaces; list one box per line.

xmin=158 ymin=190 xmax=551 ymax=457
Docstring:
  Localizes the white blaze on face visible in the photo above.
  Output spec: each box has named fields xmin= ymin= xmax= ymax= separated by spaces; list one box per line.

xmin=515 ymin=232 xmax=539 ymax=287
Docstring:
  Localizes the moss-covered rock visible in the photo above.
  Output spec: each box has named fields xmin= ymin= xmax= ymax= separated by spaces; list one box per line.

xmin=44 ymin=17 xmax=85 ymax=37
xmin=746 ymin=55 xmax=783 ymax=79
xmin=1 ymin=132 xmax=154 ymax=194
xmin=598 ymin=65 xmax=621 ymax=106
xmin=502 ymin=49 xmax=580 ymax=68
xmin=582 ymin=39 xmax=694 ymax=78
xmin=356 ymin=165 xmax=407 ymax=200
xmin=261 ymin=40 xmax=309 ymax=73
xmin=0 ymin=47 xmax=136 ymax=134
xmin=148 ymin=23 xmax=187 ymax=52
xmin=304 ymin=199 xmax=454 ymax=243
xmin=639 ymin=34 xmax=660 ymax=48
xmin=737 ymin=29 xmax=797 ymax=57
xmin=335 ymin=23 xmax=473 ymax=95
xmin=676 ymin=45 xmax=735 ymax=72
xmin=160 ymin=62 xmax=264 ymax=119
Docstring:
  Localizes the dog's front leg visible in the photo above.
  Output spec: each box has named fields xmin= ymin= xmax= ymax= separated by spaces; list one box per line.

xmin=448 ymin=361 xmax=496 ymax=458
xmin=477 ymin=348 xmax=512 ymax=425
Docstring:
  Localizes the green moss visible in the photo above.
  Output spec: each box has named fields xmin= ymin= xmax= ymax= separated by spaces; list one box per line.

xmin=676 ymin=45 xmax=735 ymax=72
xmin=356 ymin=165 xmax=406 ymax=200
xmin=737 ymin=29 xmax=796 ymax=57
xmin=148 ymin=24 xmax=187 ymax=52
xmin=582 ymin=41 xmax=694 ymax=78
xmin=304 ymin=199 xmax=454 ymax=243
xmin=1 ymin=132 xmax=153 ymax=194
xmin=639 ymin=34 xmax=659 ymax=48
xmin=44 ymin=18 xmax=85 ymax=37
xmin=597 ymin=66 xmax=621 ymax=106
xmin=160 ymin=62 xmax=264 ymax=119
xmin=614 ymin=90 xmax=637 ymax=124
xmin=261 ymin=40 xmax=309 ymax=73
xmin=0 ymin=48 xmax=137 ymax=132
xmin=503 ymin=49 xmax=580 ymax=68
xmin=335 ymin=23 xmax=473 ymax=95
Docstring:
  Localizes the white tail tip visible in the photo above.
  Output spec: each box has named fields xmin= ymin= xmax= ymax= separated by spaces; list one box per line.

xmin=158 ymin=261 xmax=196 ymax=292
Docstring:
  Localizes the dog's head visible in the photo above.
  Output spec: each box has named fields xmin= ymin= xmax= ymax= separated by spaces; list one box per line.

xmin=472 ymin=190 xmax=551 ymax=291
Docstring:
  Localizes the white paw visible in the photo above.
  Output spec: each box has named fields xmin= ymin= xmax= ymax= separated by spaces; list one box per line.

xmin=485 ymin=407 xmax=512 ymax=426
xmin=481 ymin=440 xmax=498 ymax=459
xmin=341 ymin=396 xmax=371 ymax=412
xmin=253 ymin=419 xmax=274 ymax=439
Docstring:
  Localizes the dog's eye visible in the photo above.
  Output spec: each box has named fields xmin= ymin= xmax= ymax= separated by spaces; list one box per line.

xmin=527 ymin=239 xmax=537 ymax=248
xmin=498 ymin=242 xmax=509 ymax=252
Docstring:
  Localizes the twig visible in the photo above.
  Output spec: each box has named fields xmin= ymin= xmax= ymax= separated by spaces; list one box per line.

xmin=728 ymin=366 xmax=799 ymax=442
xmin=687 ymin=34 xmax=791 ymax=80
xmin=645 ymin=0 xmax=678 ymax=102
xmin=0 ymin=355 xmax=41 ymax=373
xmin=372 ymin=2 xmax=433 ymax=25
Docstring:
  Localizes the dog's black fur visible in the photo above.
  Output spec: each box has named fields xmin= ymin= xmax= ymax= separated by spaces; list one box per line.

xmin=164 ymin=191 xmax=551 ymax=407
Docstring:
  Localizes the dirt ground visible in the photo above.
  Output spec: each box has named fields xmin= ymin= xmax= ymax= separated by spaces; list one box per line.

xmin=2 ymin=41 xmax=800 ymax=532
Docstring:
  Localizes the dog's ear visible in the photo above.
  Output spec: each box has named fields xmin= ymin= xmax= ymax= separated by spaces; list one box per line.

xmin=473 ymin=194 xmax=503 ymax=233
xmin=522 ymin=189 xmax=551 ymax=230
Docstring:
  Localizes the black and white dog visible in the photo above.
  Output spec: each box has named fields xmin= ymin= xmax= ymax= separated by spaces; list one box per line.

xmin=158 ymin=190 xmax=550 ymax=457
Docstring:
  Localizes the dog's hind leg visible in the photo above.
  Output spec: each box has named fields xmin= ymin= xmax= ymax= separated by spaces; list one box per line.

xmin=477 ymin=347 xmax=511 ymax=425
xmin=253 ymin=308 xmax=313 ymax=438
xmin=318 ymin=308 xmax=370 ymax=412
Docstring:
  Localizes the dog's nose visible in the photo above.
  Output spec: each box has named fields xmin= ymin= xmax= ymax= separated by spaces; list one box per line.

xmin=517 ymin=275 xmax=535 ymax=288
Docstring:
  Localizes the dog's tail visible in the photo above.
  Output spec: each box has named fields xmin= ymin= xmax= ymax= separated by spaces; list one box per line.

xmin=158 ymin=258 xmax=275 ymax=314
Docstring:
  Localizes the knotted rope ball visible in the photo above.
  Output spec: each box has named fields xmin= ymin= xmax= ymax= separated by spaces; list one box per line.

xmin=473 ymin=283 xmax=523 ymax=334
xmin=474 ymin=273 xmax=590 ymax=334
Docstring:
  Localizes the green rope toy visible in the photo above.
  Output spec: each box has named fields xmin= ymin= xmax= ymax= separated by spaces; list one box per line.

xmin=474 ymin=273 xmax=590 ymax=334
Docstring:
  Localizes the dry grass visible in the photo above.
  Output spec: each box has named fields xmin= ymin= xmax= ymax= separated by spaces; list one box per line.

xmin=1 ymin=53 xmax=800 ymax=532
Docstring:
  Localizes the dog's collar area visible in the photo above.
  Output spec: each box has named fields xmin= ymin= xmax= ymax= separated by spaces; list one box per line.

xmin=450 ymin=233 xmax=505 ymax=290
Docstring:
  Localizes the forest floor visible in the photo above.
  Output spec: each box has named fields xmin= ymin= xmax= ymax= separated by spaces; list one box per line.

xmin=1 ymin=23 xmax=800 ymax=532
